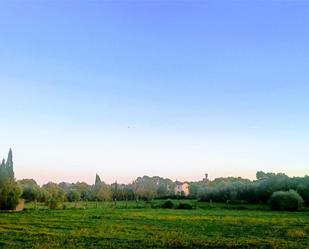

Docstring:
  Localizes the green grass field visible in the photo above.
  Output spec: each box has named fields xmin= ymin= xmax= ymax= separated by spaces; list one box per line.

xmin=0 ymin=201 xmax=308 ymax=249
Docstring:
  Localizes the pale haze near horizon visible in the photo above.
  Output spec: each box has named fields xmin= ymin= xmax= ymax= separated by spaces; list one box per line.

xmin=0 ymin=1 xmax=308 ymax=185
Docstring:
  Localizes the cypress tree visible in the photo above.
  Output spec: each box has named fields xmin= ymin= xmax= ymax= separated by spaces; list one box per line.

xmin=0 ymin=149 xmax=21 ymax=210
xmin=6 ymin=149 xmax=14 ymax=179
xmin=95 ymin=174 xmax=102 ymax=186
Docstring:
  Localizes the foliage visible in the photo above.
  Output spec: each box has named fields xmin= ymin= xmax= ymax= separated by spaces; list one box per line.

xmin=67 ymin=189 xmax=81 ymax=202
xmin=0 ymin=180 xmax=22 ymax=210
xmin=162 ymin=200 xmax=174 ymax=208
xmin=92 ymin=180 xmax=111 ymax=201
xmin=269 ymin=190 xmax=304 ymax=211
xmin=177 ymin=202 xmax=193 ymax=209
xmin=132 ymin=176 xmax=175 ymax=201
xmin=18 ymin=179 xmax=41 ymax=202
xmin=197 ymin=172 xmax=309 ymax=207
xmin=42 ymin=182 xmax=65 ymax=209
xmin=95 ymin=174 xmax=102 ymax=185
xmin=73 ymin=182 xmax=93 ymax=201
xmin=0 ymin=149 xmax=22 ymax=210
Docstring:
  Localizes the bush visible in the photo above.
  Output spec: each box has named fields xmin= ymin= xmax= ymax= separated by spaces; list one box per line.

xmin=162 ymin=200 xmax=174 ymax=209
xmin=0 ymin=181 xmax=22 ymax=210
xmin=47 ymin=197 xmax=60 ymax=210
xmin=46 ymin=191 xmax=63 ymax=210
xmin=177 ymin=203 xmax=193 ymax=210
xmin=269 ymin=190 xmax=304 ymax=211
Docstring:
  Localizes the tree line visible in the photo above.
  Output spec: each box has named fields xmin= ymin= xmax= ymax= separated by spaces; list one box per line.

xmin=190 ymin=171 xmax=309 ymax=210
xmin=0 ymin=149 xmax=308 ymax=210
xmin=18 ymin=174 xmax=177 ymax=209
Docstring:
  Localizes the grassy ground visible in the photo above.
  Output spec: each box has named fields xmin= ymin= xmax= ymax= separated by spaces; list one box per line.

xmin=0 ymin=201 xmax=308 ymax=249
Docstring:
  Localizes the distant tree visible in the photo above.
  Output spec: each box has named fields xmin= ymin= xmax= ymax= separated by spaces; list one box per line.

xmin=132 ymin=176 xmax=173 ymax=200
xmin=5 ymin=149 xmax=14 ymax=179
xmin=42 ymin=182 xmax=65 ymax=209
xmin=188 ymin=182 xmax=201 ymax=198
xmin=256 ymin=171 xmax=266 ymax=180
xmin=74 ymin=182 xmax=92 ymax=201
xmin=121 ymin=185 xmax=134 ymax=207
xmin=132 ymin=180 xmax=140 ymax=206
xmin=96 ymin=183 xmax=111 ymax=201
xmin=92 ymin=174 xmax=111 ymax=202
xmin=296 ymin=178 xmax=309 ymax=206
xmin=67 ymin=189 xmax=80 ymax=202
xmin=95 ymin=174 xmax=102 ymax=185
xmin=67 ymin=189 xmax=81 ymax=208
xmin=18 ymin=179 xmax=41 ymax=202
xmin=157 ymin=185 xmax=169 ymax=197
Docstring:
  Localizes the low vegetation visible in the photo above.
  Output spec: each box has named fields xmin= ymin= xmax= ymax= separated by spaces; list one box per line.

xmin=0 ymin=200 xmax=308 ymax=249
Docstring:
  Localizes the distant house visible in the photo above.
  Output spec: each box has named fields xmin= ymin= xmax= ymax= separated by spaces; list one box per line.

xmin=174 ymin=181 xmax=190 ymax=196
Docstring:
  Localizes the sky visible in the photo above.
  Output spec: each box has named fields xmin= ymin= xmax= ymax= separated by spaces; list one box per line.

xmin=0 ymin=0 xmax=309 ymax=185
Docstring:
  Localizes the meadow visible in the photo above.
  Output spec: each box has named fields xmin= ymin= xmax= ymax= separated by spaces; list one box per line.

xmin=0 ymin=200 xmax=308 ymax=249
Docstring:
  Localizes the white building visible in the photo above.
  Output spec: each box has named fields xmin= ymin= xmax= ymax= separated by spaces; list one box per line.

xmin=174 ymin=181 xmax=190 ymax=196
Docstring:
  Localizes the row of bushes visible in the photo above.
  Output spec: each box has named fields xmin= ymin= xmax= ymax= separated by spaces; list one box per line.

xmin=162 ymin=200 xmax=193 ymax=209
xmin=161 ymin=189 xmax=304 ymax=212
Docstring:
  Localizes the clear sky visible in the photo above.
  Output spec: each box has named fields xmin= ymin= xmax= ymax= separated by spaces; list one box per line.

xmin=0 ymin=0 xmax=308 ymax=185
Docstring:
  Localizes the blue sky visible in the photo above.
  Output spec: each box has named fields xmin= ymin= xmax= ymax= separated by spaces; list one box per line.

xmin=0 ymin=1 xmax=308 ymax=184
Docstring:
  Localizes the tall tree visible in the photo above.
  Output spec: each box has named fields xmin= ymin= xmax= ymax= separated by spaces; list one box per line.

xmin=0 ymin=149 xmax=21 ymax=210
xmin=6 ymin=149 xmax=14 ymax=179
xmin=95 ymin=174 xmax=102 ymax=185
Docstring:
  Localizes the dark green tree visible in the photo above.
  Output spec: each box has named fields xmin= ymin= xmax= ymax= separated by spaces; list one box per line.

xmin=6 ymin=149 xmax=14 ymax=179
xmin=18 ymin=179 xmax=41 ymax=202
xmin=0 ymin=149 xmax=22 ymax=210
xmin=95 ymin=174 xmax=102 ymax=185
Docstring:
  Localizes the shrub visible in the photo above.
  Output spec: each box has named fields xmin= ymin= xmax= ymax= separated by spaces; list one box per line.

xmin=269 ymin=190 xmax=304 ymax=211
xmin=162 ymin=200 xmax=174 ymax=209
xmin=0 ymin=181 xmax=22 ymax=210
xmin=46 ymin=191 xmax=63 ymax=209
xmin=47 ymin=197 xmax=60 ymax=210
xmin=177 ymin=203 xmax=193 ymax=210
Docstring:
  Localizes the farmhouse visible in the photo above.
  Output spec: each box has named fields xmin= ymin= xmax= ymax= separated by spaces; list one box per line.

xmin=174 ymin=181 xmax=190 ymax=196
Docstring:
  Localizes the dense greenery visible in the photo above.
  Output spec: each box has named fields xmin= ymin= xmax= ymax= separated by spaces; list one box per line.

xmin=17 ymin=175 xmax=178 ymax=208
xmin=269 ymin=190 xmax=304 ymax=211
xmin=15 ymin=172 xmax=309 ymax=213
xmin=0 ymin=149 xmax=21 ymax=210
xmin=16 ymin=171 xmax=309 ymax=210
xmin=195 ymin=172 xmax=309 ymax=207
xmin=0 ymin=200 xmax=308 ymax=249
